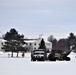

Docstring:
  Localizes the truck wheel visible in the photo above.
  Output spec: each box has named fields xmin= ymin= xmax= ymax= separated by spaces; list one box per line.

xmin=37 ymin=59 xmax=41 ymax=61
xmin=41 ymin=59 xmax=45 ymax=61
xmin=33 ymin=59 xmax=36 ymax=61
xmin=64 ymin=57 xmax=71 ymax=61
xmin=31 ymin=58 xmax=36 ymax=61
xmin=49 ymin=58 xmax=56 ymax=61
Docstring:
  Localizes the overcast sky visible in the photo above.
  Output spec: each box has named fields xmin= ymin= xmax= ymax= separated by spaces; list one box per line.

xmin=0 ymin=0 xmax=76 ymax=39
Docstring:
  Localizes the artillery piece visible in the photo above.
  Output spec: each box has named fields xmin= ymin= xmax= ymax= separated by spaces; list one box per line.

xmin=48 ymin=49 xmax=71 ymax=61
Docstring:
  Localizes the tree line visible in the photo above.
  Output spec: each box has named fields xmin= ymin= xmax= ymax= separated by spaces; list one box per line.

xmin=2 ymin=28 xmax=76 ymax=57
xmin=2 ymin=28 xmax=46 ymax=57
xmin=48 ymin=33 xmax=76 ymax=52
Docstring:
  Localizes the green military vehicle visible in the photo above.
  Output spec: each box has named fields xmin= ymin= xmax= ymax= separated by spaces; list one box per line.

xmin=48 ymin=49 xmax=71 ymax=61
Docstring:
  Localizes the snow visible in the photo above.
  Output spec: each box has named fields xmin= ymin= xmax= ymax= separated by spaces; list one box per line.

xmin=0 ymin=52 xmax=76 ymax=75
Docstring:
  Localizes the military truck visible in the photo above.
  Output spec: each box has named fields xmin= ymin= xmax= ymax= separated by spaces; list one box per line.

xmin=48 ymin=49 xmax=71 ymax=61
xmin=31 ymin=49 xmax=47 ymax=61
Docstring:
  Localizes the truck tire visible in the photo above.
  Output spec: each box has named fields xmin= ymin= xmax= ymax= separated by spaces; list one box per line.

xmin=64 ymin=57 xmax=71 ymax=61
xmin=31 ymin=58 xmax=36 ymax=61
xmin=49 ymin=57 xmax=56 ymax=61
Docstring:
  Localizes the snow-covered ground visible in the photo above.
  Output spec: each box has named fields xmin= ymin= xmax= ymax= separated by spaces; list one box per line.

xmin=0 ymin=52 xmax=76 ymax=75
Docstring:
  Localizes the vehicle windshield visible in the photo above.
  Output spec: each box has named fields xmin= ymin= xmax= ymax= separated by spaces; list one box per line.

xmin=34 ymin=50 xmax=44 ymax=55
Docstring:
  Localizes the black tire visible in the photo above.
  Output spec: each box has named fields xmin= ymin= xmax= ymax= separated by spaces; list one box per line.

xmin=37 ymin=58 xmax=42 ymax=61
xmin=48 ymin=54 xmax=56 ymax=61
xmin=41 ymin=57 xmax=45 ymax=61
xmin=31 ymin=58 xmax=36 ymax=61
xmin=41 ymin=59 xmax=45 ymax=61
xmin=49 ymin=57 xmax=56 ymax=61
xmin=64 ymin=57 xmax=71 ymax=61
xmin=33 ymin=59 xmax=36 ymax=61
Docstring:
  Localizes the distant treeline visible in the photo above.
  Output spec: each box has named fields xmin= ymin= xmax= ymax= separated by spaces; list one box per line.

xmin=48 ymin=33 xmax=76 ymax=52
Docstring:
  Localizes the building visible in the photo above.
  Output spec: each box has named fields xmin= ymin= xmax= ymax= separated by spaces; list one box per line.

xmin=0 ymin=38 xmax=52 ymax=52
xmin=24 ymin=38 xmax=52 ymax=51
xmin=0 ymin=39 xmax=6 ymax=51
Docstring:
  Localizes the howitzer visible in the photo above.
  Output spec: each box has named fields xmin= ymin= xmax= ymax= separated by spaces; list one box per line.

xmin=48 ymin=49 xmax=71 ymax=61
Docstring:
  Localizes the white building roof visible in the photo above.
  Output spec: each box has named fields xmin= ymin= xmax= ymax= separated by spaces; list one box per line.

xmin=24 ymin=38 xmax=52 ymax=44
xmin=24 ymin=40 xmax=35 ymax=43
xmin=0 ymin=39 xmax=6 ymax=42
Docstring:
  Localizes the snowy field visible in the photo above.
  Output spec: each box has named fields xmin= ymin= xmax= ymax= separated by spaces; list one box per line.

xmin=0 ymin=52 xmax=76 ymax=75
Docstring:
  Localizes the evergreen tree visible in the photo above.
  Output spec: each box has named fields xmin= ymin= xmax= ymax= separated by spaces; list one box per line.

xmin=38 ymin=38 xmax=47 ymax=59
xmin=38 ymin=38 xmax=46 ymax=49
xmin=2 ymin=28 xmax=26 ymax=57
xmin=67 ymin=32 xmax=76 ymax=50
xmin=68 ymin=33 xmax=75 ymax=39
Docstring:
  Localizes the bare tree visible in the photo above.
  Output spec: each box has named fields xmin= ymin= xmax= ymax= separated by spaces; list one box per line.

xmin=48 ymin=35 xmax=57 ymax=50
xmin=48 ymin=35 xmax=54 ymax=42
